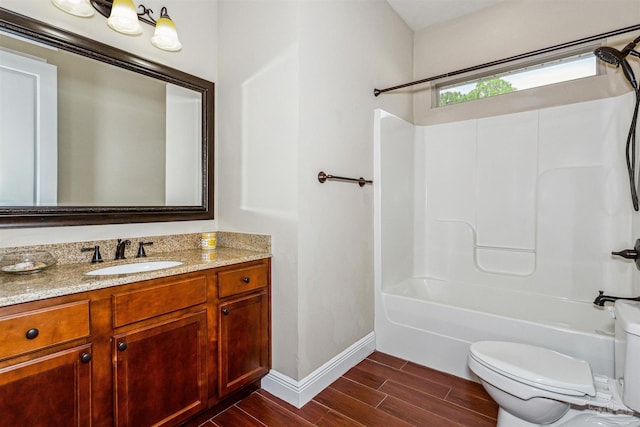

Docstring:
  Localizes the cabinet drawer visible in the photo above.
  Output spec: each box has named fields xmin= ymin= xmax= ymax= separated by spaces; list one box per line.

xmin=218 ymin=263 xmax=268 ymax=298
xmin=0 ymin=300 xmax=90 ymax=360
xmin=113 ymin=275 xmax=207 ymax=328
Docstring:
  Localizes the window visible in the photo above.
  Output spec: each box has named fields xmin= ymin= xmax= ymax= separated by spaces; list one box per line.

xmin=437 ymin=51 xmax=598 ymax=107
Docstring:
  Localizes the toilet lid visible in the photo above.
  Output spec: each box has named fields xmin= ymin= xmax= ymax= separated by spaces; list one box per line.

xmin=470 ymin=341 xmax=596 ymax=397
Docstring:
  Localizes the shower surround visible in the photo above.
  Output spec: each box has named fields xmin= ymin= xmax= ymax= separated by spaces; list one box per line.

xmin=374 ymin=93 xmax=637 ymax=379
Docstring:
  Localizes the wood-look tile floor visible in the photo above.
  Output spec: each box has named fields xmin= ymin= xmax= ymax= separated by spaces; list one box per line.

xmin=199 ymin=351 xmax=498 ymax=426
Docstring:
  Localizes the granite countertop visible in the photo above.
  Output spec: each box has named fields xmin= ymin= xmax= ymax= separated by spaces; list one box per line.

xmin=0 ymin=245 xmax=270 ymax=308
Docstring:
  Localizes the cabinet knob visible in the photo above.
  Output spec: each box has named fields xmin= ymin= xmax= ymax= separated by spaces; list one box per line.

xmin=221 ymin=308 xmax=230 ymax=315
xmin=25 ymin=328 xmax=39 ymax=340
xmin=117 ymin=341 xmax=128 ymax=351
xmin=242 ymin=277 xmax=250 ymax=284
xmin=80 ymin=352 xmax=92 ymax=364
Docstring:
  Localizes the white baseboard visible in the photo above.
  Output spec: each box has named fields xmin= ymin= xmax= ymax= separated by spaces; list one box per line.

xmin=261 ymin=332 xmax=376 ymax=408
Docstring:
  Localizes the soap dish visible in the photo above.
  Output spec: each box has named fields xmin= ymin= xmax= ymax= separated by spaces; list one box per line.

xmin=0 ymin=251 xmax=56 ymax=274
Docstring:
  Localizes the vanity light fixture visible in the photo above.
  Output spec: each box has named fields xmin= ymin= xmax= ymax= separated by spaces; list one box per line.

xmin=150 ymin=7 xmax=182 ymax=51
xmin=51 ymin=0 xmax=95 ymax=17
xmin=50 ymin=0 xmax=182 ymax=52
xmin=106 ymin=0 xmax=142 ymax=35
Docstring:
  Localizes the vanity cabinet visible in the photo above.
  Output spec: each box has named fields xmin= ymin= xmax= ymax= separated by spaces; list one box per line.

xmin=0 ymin=344 xmax=93 ymax=427
xmin=111 ymin=275 xmax=209 ymax=427
xmin=0 ymin=299 xmax=92 ymax=426
xmin=0 ymin=257 xmax=271 ymax=427
xmin=113 ymin=311 xmax=208 ymax=427
xmin=217 ymin=263 xmax=270 ymax=398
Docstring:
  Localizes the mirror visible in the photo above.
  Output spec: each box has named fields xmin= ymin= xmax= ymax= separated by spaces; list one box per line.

xmin=0 ymin=8 xmax=214 ymax=228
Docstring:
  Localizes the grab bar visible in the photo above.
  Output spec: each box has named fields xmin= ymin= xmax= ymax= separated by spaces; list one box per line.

xmin=317 ymin=171 xmax=372 ymax=187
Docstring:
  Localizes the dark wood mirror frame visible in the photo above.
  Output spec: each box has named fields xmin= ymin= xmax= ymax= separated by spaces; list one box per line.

xmin=0 ymin=8 xmax=214 ymax=228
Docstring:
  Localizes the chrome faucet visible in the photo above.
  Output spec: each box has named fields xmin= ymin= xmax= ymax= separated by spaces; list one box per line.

xmin=593 ymin=290 xmax=640 ymax=306
xmin=115 ymin=239 xmax=131 ymax=260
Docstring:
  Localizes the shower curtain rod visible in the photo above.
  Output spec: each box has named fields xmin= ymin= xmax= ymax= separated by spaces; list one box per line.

xmin=373 ymin=23 xmax=640 ymax=97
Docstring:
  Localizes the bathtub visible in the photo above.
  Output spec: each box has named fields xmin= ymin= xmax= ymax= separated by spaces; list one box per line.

xmin=372 ymin=104 xmax=629 ymax=383
xmin=374 ymin=278 xmax=616 ymax=379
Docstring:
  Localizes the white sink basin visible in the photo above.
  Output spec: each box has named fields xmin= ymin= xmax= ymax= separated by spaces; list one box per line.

xmin=85 ymin=261 xmax=183 ymax=276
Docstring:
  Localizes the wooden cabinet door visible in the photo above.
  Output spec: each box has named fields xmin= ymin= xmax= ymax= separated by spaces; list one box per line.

xmin=218 ymin=292 xmax=269 ymax=397
xmin=113 ymin=311 xmax=207 ymax=427
xmin=0 ymin=344 xmax=92 ymax=427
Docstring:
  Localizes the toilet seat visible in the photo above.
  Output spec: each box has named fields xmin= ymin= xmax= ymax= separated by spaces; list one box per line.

xmin=469 ymin=341 xmax=596 ymax=397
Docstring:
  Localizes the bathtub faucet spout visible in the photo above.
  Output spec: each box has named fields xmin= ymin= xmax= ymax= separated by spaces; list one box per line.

xmin=593 ymin=290 xmax=640 ymax=306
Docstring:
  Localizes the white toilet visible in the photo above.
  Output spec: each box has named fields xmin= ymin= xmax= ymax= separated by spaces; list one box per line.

xmin=468 ymin=300 xmax=640 ymax=426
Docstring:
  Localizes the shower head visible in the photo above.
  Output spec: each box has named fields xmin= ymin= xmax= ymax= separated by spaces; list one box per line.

xmin=594 ymin=35 xmax=640 ymax=64
xmin=594 ymin=46 xmax=625 ymax=65
xmin=594 ymin=46 xmax=638 ymax=89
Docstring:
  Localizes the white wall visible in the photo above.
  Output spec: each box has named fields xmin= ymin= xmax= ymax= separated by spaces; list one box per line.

xmin=0 ymin=0 xmax=217 ymax=246
xmin=1 ymin=0 xmax=216 ymax=80
xmin=218 ymin=0 xmax=301 ymax=381
xmin=218 ymin=0 xmax=413 ymax=381
xmin=374 ymin=110 xmax=415 ymax=291
xmin=414 ymin=94 xmax=634 ymax=300
xmin=296 ymin=0 xmax=413 ymax=379
xmin=410 ymin=0 xmax=640 ymax=295
xmin=412 ymin=0 xmax=640 ymax=125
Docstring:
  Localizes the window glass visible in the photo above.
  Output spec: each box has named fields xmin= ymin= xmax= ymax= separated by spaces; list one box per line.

xmin=438 ymin=53 xmax=597 ymax=107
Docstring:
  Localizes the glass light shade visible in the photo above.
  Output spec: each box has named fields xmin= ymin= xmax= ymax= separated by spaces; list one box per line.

xmin=107 ymin=0 xmax=142 ymax=35
xmin=51 ymin=0 xmax=94 ymax=17
xmin=151 ymin=16 xmax=182 ymax=52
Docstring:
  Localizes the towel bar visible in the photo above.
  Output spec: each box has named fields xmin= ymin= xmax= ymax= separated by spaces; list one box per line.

xmin=317 ymin=171 xmax=372 ymax=187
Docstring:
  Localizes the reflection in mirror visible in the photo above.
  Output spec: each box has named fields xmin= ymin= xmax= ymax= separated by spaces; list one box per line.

xmin=0 ymin=8 xmax=214 ymax=227
xmin=0 ymin=31 xmax=201 ymax=207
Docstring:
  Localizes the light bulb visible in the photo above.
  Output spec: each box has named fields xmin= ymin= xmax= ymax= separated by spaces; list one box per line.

xmin=151 ymin=9 xmax=181 ymax=52
xmin=107 ymin=0 xmax=142 ymax=35
xmin=51 ymin=0 xmax=94 ymax=17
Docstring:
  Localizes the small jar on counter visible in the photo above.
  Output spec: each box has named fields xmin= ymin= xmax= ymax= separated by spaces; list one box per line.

xmin=201 ymin=232 xmax=217 ymax=250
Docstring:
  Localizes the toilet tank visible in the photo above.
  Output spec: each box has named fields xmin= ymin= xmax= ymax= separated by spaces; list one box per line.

xmin=615 ymin=301 xmax=640 ymax=412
